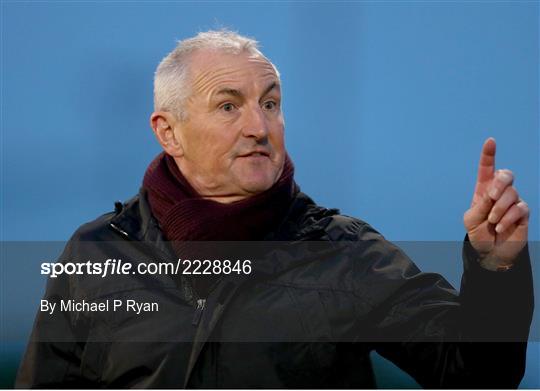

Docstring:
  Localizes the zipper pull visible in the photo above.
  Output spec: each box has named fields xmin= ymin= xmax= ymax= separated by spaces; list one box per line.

xmin=192 ymin=298 xmax=206 ymax=326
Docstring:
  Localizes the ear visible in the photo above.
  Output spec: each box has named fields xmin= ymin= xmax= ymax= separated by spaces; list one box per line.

xmin=150 ymin=111 xmax=185 ymax=157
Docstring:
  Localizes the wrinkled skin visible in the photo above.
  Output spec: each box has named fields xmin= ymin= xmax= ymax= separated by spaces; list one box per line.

xmin=151 ymin=49 xmax=286 ymax=204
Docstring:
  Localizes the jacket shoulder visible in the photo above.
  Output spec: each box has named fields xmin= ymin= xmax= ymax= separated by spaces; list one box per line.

xmin=323 ymin=214 xmax=379 ymax=241
xmin=70 ymin=195 xmax=141 ymax=241
xmin=290 ymin=192 xmax=383 ymax=242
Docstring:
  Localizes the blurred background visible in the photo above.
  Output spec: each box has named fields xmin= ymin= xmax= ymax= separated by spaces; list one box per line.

xmin=1 ymin=1 xmax=538 ymax=388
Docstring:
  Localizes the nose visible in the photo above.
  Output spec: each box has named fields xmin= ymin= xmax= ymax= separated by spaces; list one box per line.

xmin=241 ymin=105 xmax=269 ymax=140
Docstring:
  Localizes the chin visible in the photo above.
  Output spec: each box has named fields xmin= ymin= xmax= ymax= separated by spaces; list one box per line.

xmin=241 ymin=179 xmax=275 ymax=194
xmin=235 ymin=171 xmax=278 ymax=194
xmin=234 ymin=162 xmax=280 ymax=195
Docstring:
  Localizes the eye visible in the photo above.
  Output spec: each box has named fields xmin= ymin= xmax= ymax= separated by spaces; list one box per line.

xmin=263 ymin=100 xmax=277 ymax=111
xmin=220 ymin=103 xmax=236 ymax=112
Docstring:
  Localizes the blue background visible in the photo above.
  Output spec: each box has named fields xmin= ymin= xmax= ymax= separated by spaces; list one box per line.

xmin=1 ymin=1 xmax=538 ymax=388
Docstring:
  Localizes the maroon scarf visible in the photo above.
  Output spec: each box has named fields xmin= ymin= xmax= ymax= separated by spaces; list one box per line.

xmin=142 ymin=152 xmax=297 ymax=243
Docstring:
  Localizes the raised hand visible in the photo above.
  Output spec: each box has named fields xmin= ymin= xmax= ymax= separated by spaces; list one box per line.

xmin=463 ymin=138 xmax=529 ymax=270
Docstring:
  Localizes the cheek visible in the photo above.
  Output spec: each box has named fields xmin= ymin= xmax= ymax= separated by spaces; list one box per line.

xmin=184 ymin=127 xmax=234 ymax=162
xmin=268 ymin=115 xmax=284 ymax=137
xmin=270 ymin=126 xmax=286 ymax=152
xmin=204 ymin=135 xmax=239 ymax=173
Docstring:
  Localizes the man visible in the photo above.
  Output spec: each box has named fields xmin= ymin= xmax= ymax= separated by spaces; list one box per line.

xmin=17 ymin=30 xmax=533 ymax=388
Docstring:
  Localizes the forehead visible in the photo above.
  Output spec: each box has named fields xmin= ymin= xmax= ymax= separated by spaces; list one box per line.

xmin=188 ymin=49 xmax=279 ymax=95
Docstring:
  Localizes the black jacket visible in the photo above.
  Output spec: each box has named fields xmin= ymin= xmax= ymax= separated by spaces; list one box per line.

xmin=16 ymin=190 xmax=534 ymax=388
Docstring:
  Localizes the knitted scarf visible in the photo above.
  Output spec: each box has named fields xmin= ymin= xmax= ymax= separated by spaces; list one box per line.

xmin=142 ymin=152 xmax=297 ymax=243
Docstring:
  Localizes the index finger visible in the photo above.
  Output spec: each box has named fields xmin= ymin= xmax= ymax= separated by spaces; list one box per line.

xmin=475 ymin=137 xmax=496 ymax=186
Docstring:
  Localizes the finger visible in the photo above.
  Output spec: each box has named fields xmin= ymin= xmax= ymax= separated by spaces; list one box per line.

xmin=495 ymin=201 xmax=529 ymax=234
xmin=474 ymin=138 xmax=496 ymax=190
xmin=487 ymin=169 xmax=514 ymax=200
xmin=464 ymin=192 xmax=494 ymax=231
xmin=487 ymin=185 xmax=519 ymax=225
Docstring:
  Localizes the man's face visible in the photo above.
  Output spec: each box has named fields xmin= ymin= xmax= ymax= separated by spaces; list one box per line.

xmin=171 ymin=49 xmax=286 ymax=202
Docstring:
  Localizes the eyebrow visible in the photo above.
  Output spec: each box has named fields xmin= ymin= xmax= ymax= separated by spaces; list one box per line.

xmin=213 ymin=81 xmax=280 ymax=101
xmin=260 ymin=82 xmax=280 ymax=98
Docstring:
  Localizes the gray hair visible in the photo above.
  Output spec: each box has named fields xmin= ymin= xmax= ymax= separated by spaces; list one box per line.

xmin=154 ymin=29 xmax=280 ymax=120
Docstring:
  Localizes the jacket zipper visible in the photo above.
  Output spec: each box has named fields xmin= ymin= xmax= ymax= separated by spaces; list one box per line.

xmin=192 ymin=298 xmax=206 ymax=326
xmin=109 ymin=223 xmax=130 ymax=239
xmin=109 ymin=222 xmax=208 ymax=327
